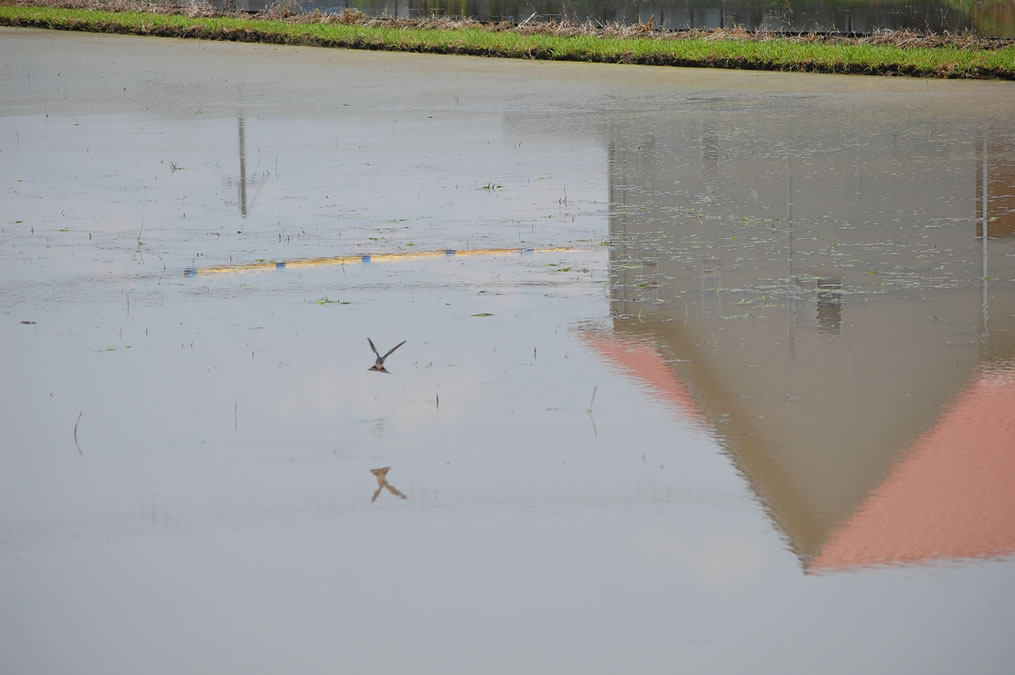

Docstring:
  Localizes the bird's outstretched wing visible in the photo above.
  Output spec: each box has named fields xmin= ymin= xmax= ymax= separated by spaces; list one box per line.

xmin=383 ymin=340 xmax=407 ymax=360
xmin=367 ymin=337 xmax=381 ymax=359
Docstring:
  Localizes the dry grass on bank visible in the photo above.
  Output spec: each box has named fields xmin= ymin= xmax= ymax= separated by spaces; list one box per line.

xmin=2 ymin=0 xmax=1013 ymax=79
xmin=8 ymin=0 xmax=1013 ymax=50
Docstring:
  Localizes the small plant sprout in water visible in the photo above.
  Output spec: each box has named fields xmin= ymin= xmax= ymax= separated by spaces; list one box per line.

xmin=170 ymin=162 xmax=183 ymax=173
xmin=481 ymin=181 xmax=501 ymax=191
xmin=73 ymin=411 xmax=84 ymax=457
xmin=587 ymin=386 xmax=599 ymax=438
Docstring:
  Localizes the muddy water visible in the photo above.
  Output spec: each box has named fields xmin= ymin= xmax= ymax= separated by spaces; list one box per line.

xmin=2 ymin=28 xmax=1014 ymax=675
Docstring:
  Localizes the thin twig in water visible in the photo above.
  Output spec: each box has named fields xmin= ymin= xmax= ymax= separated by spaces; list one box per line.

xmin=588 ymin=385 xmax=598 ymax=411
xmin=436 ymin=392 xmax=439 ymax=409
xmin=73 ymin=411 xmax=84 ymax=457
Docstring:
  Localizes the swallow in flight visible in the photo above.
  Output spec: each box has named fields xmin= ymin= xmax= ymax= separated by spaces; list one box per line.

xmin=368 ymin=337 xmax=406 ymax=374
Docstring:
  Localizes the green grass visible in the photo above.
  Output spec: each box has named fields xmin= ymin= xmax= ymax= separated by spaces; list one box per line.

xmin=1 ymin=5 xmax=1013 ymax=78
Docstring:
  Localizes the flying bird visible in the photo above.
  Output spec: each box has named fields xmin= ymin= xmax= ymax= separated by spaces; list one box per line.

xmin=368 ymin=337 xmax=406 ymax=374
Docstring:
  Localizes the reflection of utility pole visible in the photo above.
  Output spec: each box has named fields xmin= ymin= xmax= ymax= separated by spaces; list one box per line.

xmin=817 ymin=277 xmax=843 ymax=336
xmin=856 ymin=138 xmax=863 ymax=196
xmin=238 ymin=112 xmax=248 ymax=217
xmin=981 ymin=127 xmax=990 ymax=338
xmin=225 ymin=112 xmax=265 ymax=217
xmin=786 ymin=156 xmax=798 ymax=357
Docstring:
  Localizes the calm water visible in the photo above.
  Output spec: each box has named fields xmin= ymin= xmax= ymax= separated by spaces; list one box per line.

xmin=2 ymin=28 xmax=1014 ymax=675
xmin=221 ymin=0 xmax=1015 ymax=36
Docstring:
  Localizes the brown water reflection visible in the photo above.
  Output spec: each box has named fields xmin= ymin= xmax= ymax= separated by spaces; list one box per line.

xmin=596 ymin=114 xmax=1015 ymax=571
xmin=978 ymin=134 xmax=1015 ymax=238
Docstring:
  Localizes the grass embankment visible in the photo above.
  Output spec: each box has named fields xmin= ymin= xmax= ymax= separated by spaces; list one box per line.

xmin=1 ymin=3 xmax=1013 ymax=79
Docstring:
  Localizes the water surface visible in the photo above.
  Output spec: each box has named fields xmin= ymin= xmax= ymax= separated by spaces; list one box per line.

xmin=2 ymin=28 xmax=1014 ymax=675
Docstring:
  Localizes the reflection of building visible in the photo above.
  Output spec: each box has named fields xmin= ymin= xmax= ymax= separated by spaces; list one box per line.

xmin=597 ymin=115 xmax=1015 ymax=572
xmin=977 ymin=134 xmax=1015 ymax=237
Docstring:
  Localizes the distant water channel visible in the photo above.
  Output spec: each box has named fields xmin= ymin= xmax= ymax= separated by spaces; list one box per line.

xmin=218 ymin=0 xmax=1014 ymax=36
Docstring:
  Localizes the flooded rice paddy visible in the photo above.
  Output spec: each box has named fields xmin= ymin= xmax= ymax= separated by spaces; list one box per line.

xmin=2 ymin=28 xmax=1015 ymax=675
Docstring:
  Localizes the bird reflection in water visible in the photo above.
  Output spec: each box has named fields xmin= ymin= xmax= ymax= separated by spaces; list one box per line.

xmin=370 ymin=466 xmax=407 ymax=502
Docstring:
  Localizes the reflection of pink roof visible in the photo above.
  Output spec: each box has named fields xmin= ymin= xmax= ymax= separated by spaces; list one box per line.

xmin=583 ymin=333 xmax=705 ymax=424
xmin=585 ymin=328 xmax=1015 ymax=571
xmin=811 ymin=366 xmax=1015 ymax=571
